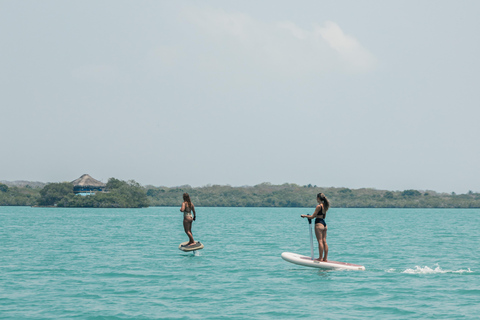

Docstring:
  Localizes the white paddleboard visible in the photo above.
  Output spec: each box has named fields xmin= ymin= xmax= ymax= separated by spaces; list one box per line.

xmin=281 ymin=252 xmax=365 ymax=270
xmin=179 ymin=241 xmax=204 ymax=252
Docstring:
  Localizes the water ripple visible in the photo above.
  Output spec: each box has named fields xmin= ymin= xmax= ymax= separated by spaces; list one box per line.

xmin=1 ymin=207 xmax=479 ymax=319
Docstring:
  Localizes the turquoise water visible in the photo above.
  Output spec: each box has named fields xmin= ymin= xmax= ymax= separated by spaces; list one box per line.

xmin=1 ymin=206 xmax=479 ymax=319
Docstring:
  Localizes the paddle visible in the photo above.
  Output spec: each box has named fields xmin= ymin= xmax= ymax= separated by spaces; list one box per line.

xmin=308 ymin=218 xmax=314 ymax=260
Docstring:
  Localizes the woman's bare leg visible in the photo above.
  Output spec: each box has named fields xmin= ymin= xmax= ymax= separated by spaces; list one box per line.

xmin=183 ymin=218 xmax=195 ymax=245
xmin=315 ymin=225 xmax=325 ymax=261
xmin=322 ymin=228 xmax=328 ymax=261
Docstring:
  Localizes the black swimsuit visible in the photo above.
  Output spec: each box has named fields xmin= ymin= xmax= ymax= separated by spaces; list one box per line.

xmin=314 ymin=206 xmax=327 ymax=227
xmin=315 ymin=218 xmax=326 ymax=227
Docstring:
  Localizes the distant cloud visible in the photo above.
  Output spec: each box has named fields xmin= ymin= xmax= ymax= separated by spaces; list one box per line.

xmin=181 ymin=7 xmax=377 ymax=76
xmin=316 ymin=21 xmax=377 ymax=73
xmin=277 ymin=21 xmax=308 ymax=40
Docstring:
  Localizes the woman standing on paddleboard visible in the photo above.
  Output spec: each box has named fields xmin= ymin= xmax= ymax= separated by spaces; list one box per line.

xmin=301 ymin=193 xmax=330 ymax=261
xmin=180 ymin=193 xmax=197 ymax=247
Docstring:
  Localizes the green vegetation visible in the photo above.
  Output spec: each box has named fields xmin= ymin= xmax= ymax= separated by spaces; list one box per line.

xmin=38 ymin=182 xmax=74 ymax=206
xmin=146 ymin=183 xmax=480 ymax=208
xmin=35 ymin=178 xmax=148 ymax=208
xmin=1 ymin=180 xmax=480 ymax=208
xmin=0 ymin=182 xmax=40 ymax=206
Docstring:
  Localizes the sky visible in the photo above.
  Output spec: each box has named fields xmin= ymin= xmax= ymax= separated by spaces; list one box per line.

xmin=1 ymin=1 xmax=479 ymax=193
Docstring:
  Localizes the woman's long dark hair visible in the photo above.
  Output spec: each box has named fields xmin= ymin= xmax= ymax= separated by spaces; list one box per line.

xmin=317 ymin=193 xmax=330 ymax=214
xmin=183 ymin=193 xmax=193 ymax=209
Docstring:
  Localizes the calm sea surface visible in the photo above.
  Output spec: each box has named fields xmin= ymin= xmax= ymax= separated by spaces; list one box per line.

xmin=1 ymin=206 xmax=479 ymax=319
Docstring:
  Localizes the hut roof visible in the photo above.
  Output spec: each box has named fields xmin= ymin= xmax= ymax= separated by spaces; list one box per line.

xmin=71 ymin=174 xmax=106 ymax=187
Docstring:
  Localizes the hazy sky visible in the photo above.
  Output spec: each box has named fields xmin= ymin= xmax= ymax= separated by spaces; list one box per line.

xmin=1 ymin=1 xmax=479 ymax=193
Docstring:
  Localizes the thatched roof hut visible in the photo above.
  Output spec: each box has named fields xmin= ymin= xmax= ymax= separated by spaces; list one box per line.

xmin=71 ymin=174 xmax=106 ymax=194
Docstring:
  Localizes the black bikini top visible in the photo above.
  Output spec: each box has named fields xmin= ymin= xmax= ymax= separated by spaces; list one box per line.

xmin=317 ymin=205 xmax=326 ymax=219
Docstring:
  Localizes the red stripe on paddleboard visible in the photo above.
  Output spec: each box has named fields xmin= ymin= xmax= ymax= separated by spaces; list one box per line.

xmin=299 ymin=257 xmax=362 ymax=267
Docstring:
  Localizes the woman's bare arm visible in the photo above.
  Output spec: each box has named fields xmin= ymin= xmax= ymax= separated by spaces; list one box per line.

xmin=301 ymin=204 xmax=322 ymax=219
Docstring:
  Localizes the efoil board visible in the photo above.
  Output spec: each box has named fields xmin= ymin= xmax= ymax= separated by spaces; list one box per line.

xmin=179 ymin=241 xmax=204 ymax=252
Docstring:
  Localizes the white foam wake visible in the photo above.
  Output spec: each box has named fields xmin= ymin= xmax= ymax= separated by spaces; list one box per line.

xmin=401 ymin=265 xmax=472 ymax=274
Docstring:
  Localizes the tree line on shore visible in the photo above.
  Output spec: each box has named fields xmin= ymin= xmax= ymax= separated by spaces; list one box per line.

xmin=1 ymin=180 xmax=480 ymax=208
xmin=146 ymin=183 xmax=480 ymax=208
xmin=0 ymin=179 xmax=148 ymax=208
